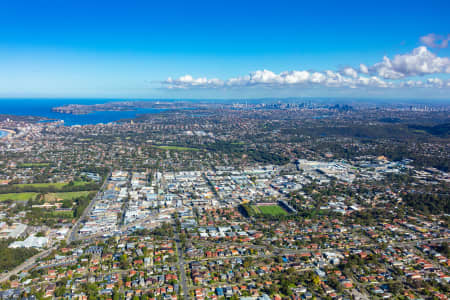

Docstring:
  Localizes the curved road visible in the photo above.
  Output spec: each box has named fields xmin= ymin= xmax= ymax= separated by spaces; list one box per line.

xmin=0 ymin=247 xmax=56 ymax=283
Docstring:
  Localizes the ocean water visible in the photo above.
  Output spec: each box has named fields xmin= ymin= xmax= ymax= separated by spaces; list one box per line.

xmin=0 ymin=99 xmax=168 ymax=126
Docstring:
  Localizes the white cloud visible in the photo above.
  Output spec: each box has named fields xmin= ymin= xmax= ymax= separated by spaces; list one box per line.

xmin=400 ymin=78 xmax=450 ymax=88
xmin=164 ymin=70 xmax=392 ymax=89
xmin=426 ymin=77 xmax=444 ymax=88
xmin=356 ymin=76 xmax=391 ymax=88
xmin=309 ymin=72 xmax=326 ymax=84
xmin=247 ymin=69 xmax=284 ymax=84
xmin=420 ymin=33 xmax=450 ymax=49
xmin=359 ymin=64 xmax=369 ymax=74
xmin=224 ymin=70 xmax=312 ymax=86
xmin=165 ymin=75 xmax=223 ymax=89
xmin=282 ymin=70 xmax=310 ymax=84
xmin=324 ymin=70 xmax=354 ymax=87
xmin=235 ymin=70 xmax=311 ymax=85
xmin=368 ymin=46 xmax=450 ymax=79
xmin=163 ymin=70 xmax=450 ymax=90
xmin=162 ymin=46 xmax=450 ymax=90
xmin=400 ymin=80 xmax=423 ymax=88
xmin=340 ymin=67 xmax=358 ymax=79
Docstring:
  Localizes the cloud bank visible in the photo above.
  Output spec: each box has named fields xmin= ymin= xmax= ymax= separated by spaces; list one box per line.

xmin=163 ymin=45 xmax=450 ymax=90
xmin=369 ymin=46 xmax=450 ymax=79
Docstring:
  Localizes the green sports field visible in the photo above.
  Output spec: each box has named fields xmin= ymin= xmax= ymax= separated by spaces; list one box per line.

xmin=0 ymin=190 xmax=95 ymax=202
xmin=0 ymin=192 xmax=38 ymax=201
xmin=253 ymin=204 xmax=288 ymax=216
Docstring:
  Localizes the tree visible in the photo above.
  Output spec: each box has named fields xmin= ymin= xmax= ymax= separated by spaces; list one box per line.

xmin=120 ymin=254 xmax=129 ymax=269
xmin=113 ymin=289 xmax=120 ymax=300
xmin=55 ymin=286 xmax=66 ymax=297
xmin=61 ymin=198 xmax=72 ymax=208
xmin=313 ymin=275 xmax=321 ymax=287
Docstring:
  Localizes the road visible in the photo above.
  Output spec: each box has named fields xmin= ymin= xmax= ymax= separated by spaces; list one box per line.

xmin=0 ymin=247 xmax=56 ymax=283
xmin=71 ymin=212 xmax=170 ymax=243
xmin=73 ymin=219 xmax=165 ymax=243
xmin=193 ymin=237 xmax=450 ymax=256
xmin=0 ymin=174 xmax=111 ymax=282
xmin=174 ymin=232 xmax=190 ymax=300
xmin=67 ymin=171 xmax=110 ymax=243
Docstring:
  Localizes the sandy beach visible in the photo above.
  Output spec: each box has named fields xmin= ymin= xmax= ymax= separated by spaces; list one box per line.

xmin=0 ymin=128 xmax=15 ymax=138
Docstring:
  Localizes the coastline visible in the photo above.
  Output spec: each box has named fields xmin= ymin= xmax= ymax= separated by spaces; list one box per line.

xmin=0 ymin=99 xmax=170 ymax=126
xmin=0 ymin=129 xmax=15 ymax=139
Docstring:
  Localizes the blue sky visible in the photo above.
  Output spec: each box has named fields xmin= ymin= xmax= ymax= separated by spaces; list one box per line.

xmin=0 ymin=0 xmax=449 ymax=99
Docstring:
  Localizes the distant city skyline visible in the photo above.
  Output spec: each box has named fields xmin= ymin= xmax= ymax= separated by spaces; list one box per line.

xmin=0 ymin=0 xmax=449 ymax=100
